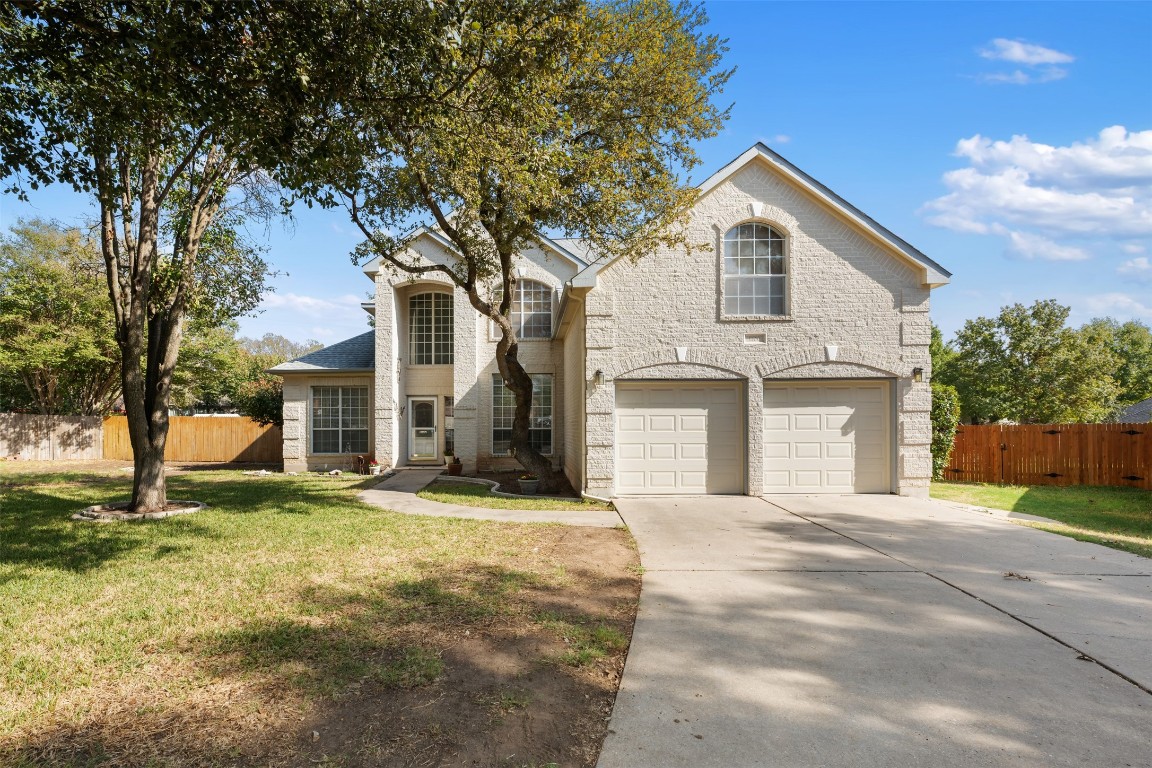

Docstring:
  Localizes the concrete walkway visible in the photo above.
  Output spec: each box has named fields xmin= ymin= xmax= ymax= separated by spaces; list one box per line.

xmin=357 ymin=468 xmax=624 ymax=527
xmin=600 ymin=494 xmax=1152 ymax=768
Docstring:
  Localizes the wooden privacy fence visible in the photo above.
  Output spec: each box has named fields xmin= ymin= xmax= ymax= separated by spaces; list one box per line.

xmin=946 ymin=423 xmax=1151 ymax=490
xmin=0 ymin=413 xmax=104 ymax=460
xmin=103 ymin=416 xmax=282 ymax=463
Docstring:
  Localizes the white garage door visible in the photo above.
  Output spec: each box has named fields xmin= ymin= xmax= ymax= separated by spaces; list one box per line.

xmin=763 ymin=381 xmax=891 ymax=494
xmin=616 ymin=381 xmax=744 ymax=495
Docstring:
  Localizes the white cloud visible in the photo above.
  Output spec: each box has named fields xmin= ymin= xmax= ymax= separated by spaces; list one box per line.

xmin=772 ymin=134 xmax=791 ymax=145
xmin=1118 ymin=256 xmax=1152 ymax=283
xmin=921 ymin=127 xmax=1152 ymax=255
xmin=1006 ymin=231 xmax=1089 ymax=261
xmin=1080 ymin=292 xmax=1152 ymax=319
xmin=977 ymin=38 xmax=1073 ymax=85
xmin=260 ymin=292 xmax=363 ymax=317
xmin=980 ymin=38 xmax=1074 ymax=65
xmin=1121 ymin=242 xmax=1147 ymax=254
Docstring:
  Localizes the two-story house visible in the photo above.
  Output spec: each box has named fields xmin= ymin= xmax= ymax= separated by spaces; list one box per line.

xmin=271 ymin=144 xmax=951 ymax=497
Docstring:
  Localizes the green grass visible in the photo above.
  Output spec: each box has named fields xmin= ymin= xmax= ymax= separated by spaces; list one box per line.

xmin=417 ymin=479 xmax=615 ymax=511
xmin=533 ymin=610 xmax=629 ymax=667
xmin=0 ymin=467 xmax=600 ymax=762
xmin=931 ymin=481 xmax=1152 ymax=558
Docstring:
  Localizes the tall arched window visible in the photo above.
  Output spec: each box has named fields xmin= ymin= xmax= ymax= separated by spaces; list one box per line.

xmin=410 ymin=292 xmax=453 ymax=364
xmin=723 ymin=223 xmax=786 ymax=316
xmin=494 ymin=280 xmax=553 ymax=338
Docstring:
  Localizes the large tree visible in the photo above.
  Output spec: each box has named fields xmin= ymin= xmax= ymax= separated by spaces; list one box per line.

xmin=940 ymin=300 xmax=1120 ymax=424
xmin=319 ymin=0 xmax=731 ymax=485
xmin=0 ymin=218 xmax=119 ymax=415
xmin=0 ymin=1 xmax=390 ymax=510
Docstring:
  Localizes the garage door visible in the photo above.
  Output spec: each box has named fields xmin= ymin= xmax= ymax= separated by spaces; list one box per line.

xmin=763 ymin=381 xmax=891 ymax=493
xmin=616 ymin=381 xmax=744 ymax=495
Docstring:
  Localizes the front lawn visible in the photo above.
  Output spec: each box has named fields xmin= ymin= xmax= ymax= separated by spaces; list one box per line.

xmin=0 ymin=465 xmax=639 ymax=766
xmin=418 ymin=478 xmax=615 ymax=511
xmin=931 ymin=481 xmax=1152 ymax=559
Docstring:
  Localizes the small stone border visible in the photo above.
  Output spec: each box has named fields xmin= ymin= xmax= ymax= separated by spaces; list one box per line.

xmin=72 ymin=500 xmax=206 ymax=522
xmin=431 ymin=475 xmax=581 ymax=502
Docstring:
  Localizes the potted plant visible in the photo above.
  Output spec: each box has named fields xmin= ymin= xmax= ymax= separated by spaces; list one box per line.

xmin=518 ymin=474 xmax=540 ymax=495
xmin=447 ymin=455 xmax=463 ymax=476
xmin=368 ymin=459 xmax=381 ymax=476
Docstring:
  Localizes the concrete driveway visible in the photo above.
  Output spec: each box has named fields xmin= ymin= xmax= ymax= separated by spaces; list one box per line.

xmin=599 ymin=495 xmax=1151 ymax=768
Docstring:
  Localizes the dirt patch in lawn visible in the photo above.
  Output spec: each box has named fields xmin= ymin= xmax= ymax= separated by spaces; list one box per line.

xmin=7 ymin=526 xmax=640 ymax=768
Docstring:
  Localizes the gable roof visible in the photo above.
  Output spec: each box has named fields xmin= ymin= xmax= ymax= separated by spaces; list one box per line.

xmin=698 ymin=144 xmax=951 ymax=287
xmin=1117 ymin=396 xmax=1152 ymax=424
xmin=268 ymin=331 xmax=375 ymax=374
xmin=361 ymin=226 xmax=588 ymax=279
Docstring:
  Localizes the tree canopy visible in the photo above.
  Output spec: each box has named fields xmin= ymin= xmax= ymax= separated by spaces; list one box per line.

xmin=936 ymin=300 xmax=1122 ymax=424
xmin=0 ymin=218 xmax=119 ymax=415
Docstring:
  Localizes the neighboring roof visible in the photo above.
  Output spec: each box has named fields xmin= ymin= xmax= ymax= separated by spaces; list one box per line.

xmin=697 ymin=144 xmax=951 ymax=287
xmin=268 ymin=331 xmax=375 ymax=374
xmin=1117 ymin=397 xmax=1152 ymax=424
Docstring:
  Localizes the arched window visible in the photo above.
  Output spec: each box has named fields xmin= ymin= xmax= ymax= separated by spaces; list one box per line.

xmin=410 ymin=292 xmax=453 ymax=364
xmin=495 ymin=280 xmax=553 ymax=339
xmin=723 ymin=223 xmax=786 ymax=316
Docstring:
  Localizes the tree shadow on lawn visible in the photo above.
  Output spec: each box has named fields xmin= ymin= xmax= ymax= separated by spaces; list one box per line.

xmin=0 ymin=485 xmax=223 ymax=577
xmin=7 ymin=557 xmax=640 ymax=768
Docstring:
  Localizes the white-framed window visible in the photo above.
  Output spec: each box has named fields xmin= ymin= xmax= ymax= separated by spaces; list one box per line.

xmin=491 ymin=373 xmax=553 ymax=456
xmin=491 ymin=280 xmax=553 ymax=339
xmin=723 ymin=223 xmax=787 ymax=317
xmin=410 ymin=292 xmax=453 ymax=364
xmin=311 ymin=386 xmax=370 ymax=454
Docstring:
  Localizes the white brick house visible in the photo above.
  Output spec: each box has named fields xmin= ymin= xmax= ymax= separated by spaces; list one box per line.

xmin=272 ymin=144 xmax=951 ymax=497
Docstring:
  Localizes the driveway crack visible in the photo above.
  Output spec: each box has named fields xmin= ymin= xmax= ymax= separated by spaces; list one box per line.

xmin=761 ymin=499 xmax=1152 ymax=698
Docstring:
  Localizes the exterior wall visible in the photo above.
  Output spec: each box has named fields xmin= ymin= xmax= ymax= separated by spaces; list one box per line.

xmin=584 ymin=159 xmax=933 ymax=497
xmin=281 ymin=373 xmax=374 ymax=473
xmin=561 ymin=304 xmax=587 ymax=492
xmin=373 ymin=238 xmax=578 ymax=473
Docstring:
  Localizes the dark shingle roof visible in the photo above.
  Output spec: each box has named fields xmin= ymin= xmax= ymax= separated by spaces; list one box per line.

xmin=268 ymin=331 xmax=375 ymax=373
xmin=1117 ymin=397 xmax=1152 ymax=424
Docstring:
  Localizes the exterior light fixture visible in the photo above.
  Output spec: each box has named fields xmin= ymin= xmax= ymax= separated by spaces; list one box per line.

xmin=912 ymin=367 xmax=924 ymax=383
xmin=594 ymin=369 xmax=605 ymax=385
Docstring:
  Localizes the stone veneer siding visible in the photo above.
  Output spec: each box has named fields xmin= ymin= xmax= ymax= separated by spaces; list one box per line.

xmin=281 ymin=373 xmax=375 ymax=473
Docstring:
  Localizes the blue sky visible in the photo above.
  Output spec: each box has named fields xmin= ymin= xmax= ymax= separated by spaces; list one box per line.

xmin=2 ymin=0 xmax=1149 ymax=344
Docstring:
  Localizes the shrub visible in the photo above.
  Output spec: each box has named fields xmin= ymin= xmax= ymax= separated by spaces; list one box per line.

xmin=234 ymin=375 xmax=283 ymax=428
xmin=930 ymin=381 xmax=960 ymax=480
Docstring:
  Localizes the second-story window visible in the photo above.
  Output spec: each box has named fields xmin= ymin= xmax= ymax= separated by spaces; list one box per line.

xmin=410 ymin=292 xmax=453 ymax=364
xmin=723 ymin=223 xmax=787 ymax=316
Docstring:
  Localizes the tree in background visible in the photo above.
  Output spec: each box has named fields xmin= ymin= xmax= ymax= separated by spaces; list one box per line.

xmin=0 ymin=219 xmax=120 ymax=415
xmin=939 ymin=300 xmax=1120 ymax=424
xmin=1079 ymin=318 xmax=1152 ymax=417
xmin=231 ymin=334 xmax=322 ymax=427
xmin=319 ymin=0 xmax=731 ymax=487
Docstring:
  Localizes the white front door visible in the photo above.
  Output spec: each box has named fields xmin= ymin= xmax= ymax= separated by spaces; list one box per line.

xmin=615 ymin=381 xmax=744 ymax=495
xmin=408 ymin=397 xmax=438 ymax=461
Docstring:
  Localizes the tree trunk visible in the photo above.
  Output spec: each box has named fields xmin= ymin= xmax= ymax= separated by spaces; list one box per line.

xmin=495 ymin=334 xmax=559 ymax=492
xmin=131 ymin=441 xmax=168 ymax=511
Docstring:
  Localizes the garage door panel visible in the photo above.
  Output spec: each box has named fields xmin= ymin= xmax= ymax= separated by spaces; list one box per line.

xmin=616 ymin=381 xmax=744 ymax=495
xmin=763 ymin=381 xmax=891 ymax=494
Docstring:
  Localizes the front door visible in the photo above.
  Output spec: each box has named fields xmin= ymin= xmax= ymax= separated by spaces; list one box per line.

xmin=408 ymin=397 xmax=438 ymax=461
